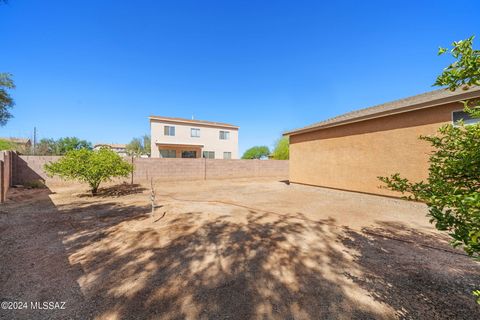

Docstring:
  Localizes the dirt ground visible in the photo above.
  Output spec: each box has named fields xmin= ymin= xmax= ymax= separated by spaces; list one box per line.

xmin=1 ymin=178 xmax=479 ymax=319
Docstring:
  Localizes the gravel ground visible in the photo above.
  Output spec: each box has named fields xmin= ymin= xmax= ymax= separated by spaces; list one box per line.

xmin=0 ymin=178 xmax=479 ymax=319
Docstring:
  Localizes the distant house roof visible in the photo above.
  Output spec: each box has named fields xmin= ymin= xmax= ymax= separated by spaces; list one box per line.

xmin=284 ymin=86 xmax=480 ymax=136
xmin=94 ymin=143 xmax=127 ymax=149
xmin=0 ymin=137 xmax=31 ymax=145
xmin=149 ymin=115 xmax=239 ymax=129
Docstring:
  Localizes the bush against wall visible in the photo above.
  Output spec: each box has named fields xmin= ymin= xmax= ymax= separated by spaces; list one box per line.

xmin=272 ymin=137 xmax=289 ymax=160
xmin=379 ymin=35 xmax=480 ymax=302
xmin=44 ymin=148 xmax=133 ymax=195
xmin=242 ymin=146 xmax=270 ymax=159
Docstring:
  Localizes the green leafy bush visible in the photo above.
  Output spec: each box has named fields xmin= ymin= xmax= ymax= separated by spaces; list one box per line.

xmin=379 ymin=121 xmax=480 ymax=258
xmin=379 ymin=35 xmax=480 ymax=303
xmin=0 ymin=139 xmax=15 ymax=151
xmin=242 ymin=146 xmax=270 ymax=159
xmin=45 ymin=148 xmax=133 ymax=195
xmin=272 ymin=137 xmax=289 ymax=160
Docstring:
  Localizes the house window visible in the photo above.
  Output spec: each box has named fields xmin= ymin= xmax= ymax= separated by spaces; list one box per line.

xmin=219 ymin=131 xmax=230 ymax=140
xmin=203 ymin=151 xmax=215 ymax=159
xmin=164 ymin=126 xmax=175 ymax=136
xmin=191 ymin=128 xmax=200 ymax=137
xmin=160 ymin=149 xmax=176 ymax=158
xmin=452 ymin=110 xmax=480 ymax=126
xmin=181 ymin=151 xmax=197 ymax=158
xmin=223 ymin=152 xmax=232 ymax=159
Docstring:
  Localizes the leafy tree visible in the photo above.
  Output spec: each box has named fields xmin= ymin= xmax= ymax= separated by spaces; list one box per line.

xmin=143 ymin=134 xmax=151 ymax=156
xmin=126 ymin=134 xmax=151 ymax=157
xmin=55 ymin=137 xmax=92 ymax=154
xmin=126 ymin=138 xmax=144 ymax=156
xmin=272 ymin=137 xmax=289 ymax=160
xmin=36 ymin=138 xmax=57 ymax=155
xmin=0 ymin=139 xmax=15 ymax=150
xmin=45 ymin=148 xmax=133 ymax=195
xmin=0 ymin=73 xmax=15 ymax=126
xmin=242 ymin=146 xmax=270 ymax=159
xmin=379 ymin=36 xmax=480 ymax=302
xmin=381 ymin=36 xmax=480 ymax=256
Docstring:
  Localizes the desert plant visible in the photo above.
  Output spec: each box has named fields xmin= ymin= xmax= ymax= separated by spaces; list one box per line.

xmin=45 ymin=148 xmax=133 ymax=195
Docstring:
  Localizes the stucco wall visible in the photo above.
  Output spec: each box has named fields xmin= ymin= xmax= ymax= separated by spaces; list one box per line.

xmin=288 ymin=101 xmax=464 ymax=196
xmin=150 ymin=119 xmax=239 ymax=159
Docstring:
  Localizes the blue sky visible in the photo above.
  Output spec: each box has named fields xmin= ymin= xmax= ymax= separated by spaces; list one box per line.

xmin=1 ymin=0 xmax=479 ymax=154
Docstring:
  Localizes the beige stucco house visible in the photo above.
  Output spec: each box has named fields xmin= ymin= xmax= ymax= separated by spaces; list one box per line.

xmin=284 ymin=87 xmax=480 ymax=197
xmin=93 ymin=143 xmax=128 ymax=156
xmin=150 ymin=116 xmax=239 ymax=159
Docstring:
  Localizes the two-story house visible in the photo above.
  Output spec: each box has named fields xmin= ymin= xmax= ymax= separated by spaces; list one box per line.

xmin=150 ymin=116 xmax=239 ymax=159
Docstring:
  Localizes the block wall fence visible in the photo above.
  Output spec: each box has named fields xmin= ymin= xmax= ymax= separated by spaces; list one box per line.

xmin=0 ymin=152 xmax=288 ymax=201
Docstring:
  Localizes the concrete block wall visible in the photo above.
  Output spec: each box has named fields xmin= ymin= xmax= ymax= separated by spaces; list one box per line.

xmin=14 ymin=155 xmax=62 ymax=185
xmin=9 ymin=156 xmax=289 ymax=187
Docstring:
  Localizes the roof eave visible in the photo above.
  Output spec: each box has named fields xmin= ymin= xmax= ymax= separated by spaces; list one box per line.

xmin=284 ymin=89 xmax=480 ymax=136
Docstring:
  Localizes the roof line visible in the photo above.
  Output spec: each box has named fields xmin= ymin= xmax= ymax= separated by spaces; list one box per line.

xmin=149 ymin=115 xmax=239 ymax=129
xmin=284 ymin=87 xmax=480 ymax=136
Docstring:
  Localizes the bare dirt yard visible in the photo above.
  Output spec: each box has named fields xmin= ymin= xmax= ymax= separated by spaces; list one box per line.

xmin=1 ymin=178 xmax=479 ymax=319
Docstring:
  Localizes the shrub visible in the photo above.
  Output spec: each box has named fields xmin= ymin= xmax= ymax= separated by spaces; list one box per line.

xmin=242 ymin=146 xmax=270 ymax=159
xmin=45 ymin=148 xmax=133 ymax=195
xmin=272 ymin=137 xmax=289 ymax=160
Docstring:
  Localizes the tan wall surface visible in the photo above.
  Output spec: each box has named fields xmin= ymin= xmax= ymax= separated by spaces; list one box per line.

xmin=289 ymin=102 xmax=464 ymax=196
xmin=13 ymin=156 xmax=288 ymax=186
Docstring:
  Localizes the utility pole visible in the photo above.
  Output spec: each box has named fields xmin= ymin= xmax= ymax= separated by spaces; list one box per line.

xmin=33 ymin=126 xmax=37 ymax=155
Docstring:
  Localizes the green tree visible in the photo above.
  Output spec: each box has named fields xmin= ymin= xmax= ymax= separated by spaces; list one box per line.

xmin=0 ymin=139 xmax=15 ymax=151
xmin=45 ymin=148 xmax=133 ymax=195
xmin=126 ymin=134 xmax=151 ymax=157
xmin=379 ymin=36 xmax=480 ymax=302
xmin=272 ymin=137 xmax=289 ymax=160
xmin=55 ymin=137 xmax=92 ymax=155
xmin=242 ymin=146 xmax=270 ymax=159
xmin=0 ymin=73 xmax=15 ymax=126
xmin=143 ymin=134 xmax=151 ymax=156
xmin=36 ymin=138 xmax=58 ymax=155
xmin=126 ymin=137 xmax=144 ymax=156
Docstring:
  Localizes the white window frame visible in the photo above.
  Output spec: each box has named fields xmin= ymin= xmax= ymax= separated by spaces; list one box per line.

xmin=219 ymin=130 xmax=230 ymax=140
xmin=223 ymin=152 xmax=232 ymax=159
xmin=203 ymin=151 xmax=215 ymax=159
xmin=191 ymin=128 xmax=200 ymax=138
xmin=164 ymin=125 xmax=175 ymax=136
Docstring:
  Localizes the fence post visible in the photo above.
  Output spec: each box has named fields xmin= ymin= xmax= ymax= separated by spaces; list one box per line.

xmin=204 ymin=157 xmax=207 ymax=180
xmin=0 ymin=160 xmax=4 ymax=203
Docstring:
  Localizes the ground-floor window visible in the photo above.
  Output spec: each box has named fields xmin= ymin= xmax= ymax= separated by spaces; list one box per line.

xmin=181 ymin=151 xmax=197 ymax=158
xmin=223 ymin=152 xmax=232 ymax=159
xmin=160 ymin=149 xmax=176 ymax=158
xmin=203 ymin=151 xmax=215 ymax=159
xmin=452 ymin=110 xmax=480 ymax=126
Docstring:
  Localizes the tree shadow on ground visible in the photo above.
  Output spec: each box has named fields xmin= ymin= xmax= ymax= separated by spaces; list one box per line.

xmin=77 ymin=183 xmax=147 ymax=198
xmin=342 ymin=221 xmax=480 ymax=319
xmin=2 ymin=187 xmax=479 ymax=319
xmin=0 ymin=188 xmax=151 ymax=320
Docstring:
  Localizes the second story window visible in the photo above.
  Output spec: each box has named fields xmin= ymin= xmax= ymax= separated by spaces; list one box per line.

xmin=191 ymin=128 xmax=200 ymax=137
xmin=164 ymin=125 xmax=175 ymax=136
xmin=219 ymin=130 xmax=230 ymax=140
